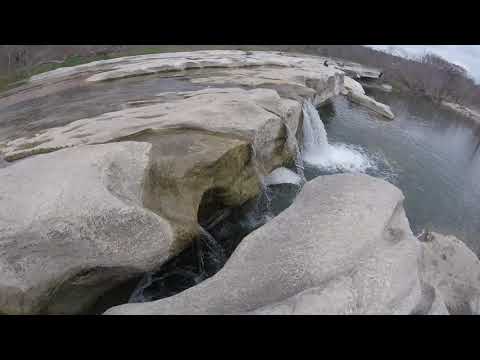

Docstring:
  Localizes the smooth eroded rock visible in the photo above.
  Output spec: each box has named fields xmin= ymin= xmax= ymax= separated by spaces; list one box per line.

xmin=104 ymin=174 xmax=428 ymax=315
xmin=342 ymin=76 xmax=366 ymax=96
xmin=419 ymin=232 xmax=480 ymax=314
xmin=1 ymin=88 xmax=301 ymax=169
xmin=0 ymin=142 xmax=176 ymax=314
xmin=341 ymin=77 xmax=394 ymax=120
xmin=347 ymin=91 xmax=395 ymax=120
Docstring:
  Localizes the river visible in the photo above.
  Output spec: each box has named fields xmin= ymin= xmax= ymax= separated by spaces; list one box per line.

xmin=317 ymin=89 xmax=480 ymax=255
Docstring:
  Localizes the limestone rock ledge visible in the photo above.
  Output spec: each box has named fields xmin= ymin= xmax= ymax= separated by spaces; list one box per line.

xmin=0 ymin=142 xmax=175 ymax=314
xmin=342 ymin=76 xmax=395 ymax=120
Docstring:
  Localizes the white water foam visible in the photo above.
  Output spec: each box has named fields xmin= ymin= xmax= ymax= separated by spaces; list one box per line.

xmin=302 ymin=100 xmax=375 ymax=173
xmin=264 ymin=167 xmax=303 ymax=186
xmin=283 ymin=122 xmax=306 ymax=182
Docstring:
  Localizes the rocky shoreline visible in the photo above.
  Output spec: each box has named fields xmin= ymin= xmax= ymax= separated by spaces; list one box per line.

xmin=0 ymin=50 xmax=478 ymax=315
xmin=441 ymin=101 xmax=480 ymax=125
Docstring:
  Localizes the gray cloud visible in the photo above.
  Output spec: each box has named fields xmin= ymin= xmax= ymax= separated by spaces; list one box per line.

xmin=365 ymin=45 xmax=480 ymax=82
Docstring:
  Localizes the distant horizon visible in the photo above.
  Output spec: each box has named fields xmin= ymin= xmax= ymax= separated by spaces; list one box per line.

xmin=365 ymin=45 xmax=480 ymax=83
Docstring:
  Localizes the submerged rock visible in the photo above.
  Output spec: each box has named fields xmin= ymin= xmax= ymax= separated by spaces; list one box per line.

xmin=330 ymin=60 xmax=383 ymax=79
xmin=104 ymin=174 xmax=436 ymax=315
xmin=0 ymin=88 xmax=306 ymax=255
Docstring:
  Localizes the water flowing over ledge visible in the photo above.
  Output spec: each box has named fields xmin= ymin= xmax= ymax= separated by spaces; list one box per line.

xmin=301 ymin=100 xmax=375 ymax=173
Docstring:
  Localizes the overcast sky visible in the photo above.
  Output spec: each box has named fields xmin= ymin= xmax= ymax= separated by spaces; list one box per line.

xmin=365 ymin=45 xmax=480 ymax=83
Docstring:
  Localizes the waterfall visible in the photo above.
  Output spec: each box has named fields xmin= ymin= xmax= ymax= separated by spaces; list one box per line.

xmin=129 ymin=272 xmax=154 ymax=303
xmin=197 ymin=225 xmax=227 ymax=271
xmin=302 ymin=100 xmax=329 ymax=155
xmin=249 ymin=143 xmax=272 ymax=211
xmin=129 ymin=225 xmax=226 ymax=304
xmin=301 ymin=99 xmax=375 ymax=173
xmin=284 ymin=122 xmax=306 ymax=182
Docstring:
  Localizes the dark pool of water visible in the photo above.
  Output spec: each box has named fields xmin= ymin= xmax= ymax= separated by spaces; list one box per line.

xmin=317 ymin=90 xmax=480 ymax=255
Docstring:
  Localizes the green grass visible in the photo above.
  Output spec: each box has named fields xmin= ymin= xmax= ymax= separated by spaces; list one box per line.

xmin=0 ymin=72 xmax=29 ymax=94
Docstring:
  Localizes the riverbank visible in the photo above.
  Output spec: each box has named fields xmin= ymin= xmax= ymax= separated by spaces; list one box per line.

xmin=441 ymin=101 xmax=480 ymax=125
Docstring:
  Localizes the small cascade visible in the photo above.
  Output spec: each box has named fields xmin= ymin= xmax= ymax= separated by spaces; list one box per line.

xmin=128 ymin=225 xmax=226 ymax=304
xmin=249 ymin=143 xmax=272 ymax=214
xmin=128 ymin=272 xmax=154 ymax=303
xmin=197 ymin=225 xmax=227 ymax=271
xmin=301 ymin=99 xmax=375 ymax=173
xmin=302 ymin=100 xmax=329 ymax=155
xmin=284 ymin=122 xmax=306 ymax=183
xmin=203 ymin=208 xmax=232 ymax=230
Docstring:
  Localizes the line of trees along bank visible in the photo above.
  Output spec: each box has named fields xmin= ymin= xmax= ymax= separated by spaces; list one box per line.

xmin=311 ymin=45 xmax=480 ymax=109
xmin=1 ymin=45 xmax=479 ymax=110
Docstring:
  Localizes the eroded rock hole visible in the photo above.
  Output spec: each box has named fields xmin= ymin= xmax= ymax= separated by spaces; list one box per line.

xmin=126 ymin=179 xmax=300 ymax=304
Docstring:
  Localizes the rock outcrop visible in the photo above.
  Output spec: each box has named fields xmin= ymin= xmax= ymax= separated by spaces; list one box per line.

xmin=342 ymin=76 xmax=366 ymax=96
xmin=329 ymin=60 xmax=383 ymax=79
xmin=342 ymin=77 xmax=395 ymax=120
xmin=0 ymin=88 xmax=304 ymax=250
xmin=347 ymin=91 xmax=395 ymax=120
xmin=104 ymin=174 xmax=441 ymax=315
xmin=419 ymin=232 xmax=480 ymax=314
xmin=0 ymin=51 xmax=397 ymax=163
xmin=441 ymin=101 xmax=480 ymax=124
xmin=0 ymin=142 xmax=176 ymax=314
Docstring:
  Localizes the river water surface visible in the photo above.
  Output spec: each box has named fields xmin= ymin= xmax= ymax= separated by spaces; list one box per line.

xmin=316 ymin=90 xmax=480 ymax=255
